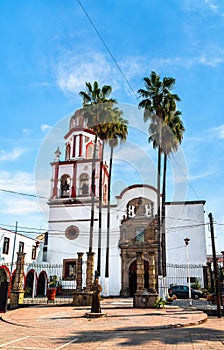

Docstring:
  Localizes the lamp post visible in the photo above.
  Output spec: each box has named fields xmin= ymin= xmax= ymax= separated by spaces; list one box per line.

xmin=184 ymin=237 xmax=192 ymax=306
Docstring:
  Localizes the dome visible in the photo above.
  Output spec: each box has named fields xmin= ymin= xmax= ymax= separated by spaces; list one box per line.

xmin=69 ymin=109 xmax=85 ymax=130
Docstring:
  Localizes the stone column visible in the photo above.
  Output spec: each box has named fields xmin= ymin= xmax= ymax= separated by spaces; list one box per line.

xmin=136 ymin=252 xmax=144 ymax=292
xmin=148 ymin=253 xmax=156 ymax=293
xmin=86 ymin=252 xmax=95 ymax=291
xmin=76 ymin=252 xmax=84 ymax=292
xmin=120 ymin=251 xmax=129 ymax=296
xmin=10 ymin=252 xmax=26 ymax=310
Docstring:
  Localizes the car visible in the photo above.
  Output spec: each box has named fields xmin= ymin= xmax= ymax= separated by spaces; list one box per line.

xmin=168 ymin=284 xmax=204 ymax=299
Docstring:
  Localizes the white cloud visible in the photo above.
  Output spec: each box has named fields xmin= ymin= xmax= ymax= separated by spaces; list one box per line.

xmin=204 ymin=0 xmax=218 ymax=12
xmin=183 ymin=0 xmax=219 ymax=13
xmin=0 ymin=147 xmax=28 ymax=161
xmin=23 ymin=128 xmax=31 ymax=135
xmin=198 ymin=49 xmax=224 ymax=67
xmin=210 ymin=125 xmax=224 ymax=139
xmin=0 ymin=170 xmax=34 ymax=193
xmin=0 ymin=170 xmax=45 ymax=216
xmin=188 ymin=170 xmax=214 ymax=181
xmin=41 ymin=124 xmax=51 ymax=133
xmin=55 ymin=50 xmax=224 ymax=103
xmin=56 ymin=52 xmax=118 ymax=94
xmin=0 ymin=199 xmax=40 ymax=215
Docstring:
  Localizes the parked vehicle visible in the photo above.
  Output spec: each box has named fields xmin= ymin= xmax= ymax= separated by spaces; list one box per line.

xmin=168 ymin=285 xmax=204 ymax=299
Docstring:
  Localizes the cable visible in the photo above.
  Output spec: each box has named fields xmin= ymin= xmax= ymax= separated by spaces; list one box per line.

xmin=0 ymin=188 xmax=48 ymax=200
xmin=77 ymin=0 xmax=139 ymax=101
xmin=169 ymin=156 xmax=200 ymax=200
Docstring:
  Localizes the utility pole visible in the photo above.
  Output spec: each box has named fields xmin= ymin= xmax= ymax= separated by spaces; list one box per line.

xmin=208 ymin=213 xmax=222 ymax=318
xmin=184 ymin=237 xmax=192 ymax=306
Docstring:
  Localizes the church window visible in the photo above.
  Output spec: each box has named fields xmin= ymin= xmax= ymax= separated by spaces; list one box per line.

xmin=65 ymin=225 xmax=79 ymax=240
xmin=86 ymin=143 xmax=94 ymax=159
xmin=63 ymin=259 xmax=76 ymax=280
xmin=135 ymin=228 xmax=145 ymax=242
xmin=60 ymin=175 xmax=70 ymax=198
xmin=18 ymin=241 xmax=24 ymax=253
xmin=31 ymin=245 xmax=37 ymax=260
xmin=72 ymin=136 xmax=76 ymax=157
xmin=3 ymin=237 xmax=10 ymax=254
xmin=79 ymin=173 xmax=89 ymax=196
xmin=65 ymin=143 xmax=71 ymax=160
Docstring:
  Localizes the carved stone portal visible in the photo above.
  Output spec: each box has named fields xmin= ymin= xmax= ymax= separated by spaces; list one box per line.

xmin=119 ymin=197 xmax=158 ymax=297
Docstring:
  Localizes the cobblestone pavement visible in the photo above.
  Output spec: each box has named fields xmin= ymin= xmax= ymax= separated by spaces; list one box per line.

xmin=0 ymin=298 xmax=223 ymax=349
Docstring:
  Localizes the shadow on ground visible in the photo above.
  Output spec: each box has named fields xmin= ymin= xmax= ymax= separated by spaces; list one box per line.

xmin=54 ymin=325 xmax=224 ymax=347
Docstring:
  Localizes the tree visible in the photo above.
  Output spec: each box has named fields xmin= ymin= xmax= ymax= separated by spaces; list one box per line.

xmin=138 ymin=71 xmax=181 ymax=277
xmin=160 ymin=110 xmax=185 ymax=276
xmin=104 ymin=109 xmax=128 ymax=280
xmin=79 ymin=82 xmax=116 ymax=254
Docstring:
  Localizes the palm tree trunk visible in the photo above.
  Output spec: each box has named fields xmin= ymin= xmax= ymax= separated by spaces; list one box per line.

xmin=105 ymin=145 xmax=113 ymax=278
xmin=97 ymin=141 xmax=104 ymax=277
xmin=157 ymin=145 xmax=162 ymax=277
xmin=161 ymin=153 xmax=167 ymax=277
xmin=89 ymin=133 xmax=97 ymax=253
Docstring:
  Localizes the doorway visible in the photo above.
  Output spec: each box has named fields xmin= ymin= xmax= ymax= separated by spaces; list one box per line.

xmin=25 ymin=270 xmax=34 ymax=296
xmin=37 ymin=271 xmax=46 ymax=296
xmin=0 ymin=268 xmax=9 ymax=312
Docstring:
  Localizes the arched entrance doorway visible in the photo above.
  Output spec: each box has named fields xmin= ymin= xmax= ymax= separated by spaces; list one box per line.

xmin=0 ymin=268 xmax=9 ymax=312
xmin=25 ymin=270 xmax=34 ymax=296
xmin=129 ymin=260 xmax=149 ymax=296
xmin=37 ymin=271 xmax=47 ymax=296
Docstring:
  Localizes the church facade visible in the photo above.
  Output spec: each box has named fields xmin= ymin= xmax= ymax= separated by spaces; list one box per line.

xmin=46 ymin=110 xmax=207 ymax=296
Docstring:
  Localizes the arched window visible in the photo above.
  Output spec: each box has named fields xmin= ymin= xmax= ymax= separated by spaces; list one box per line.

xmin=60 ymin=174 xmax=70 ymax=198
xmin=86 ymin=143 xmax=94 ymax=159
xmin=65 ymin=144 xmax=71 ymax=160
xmin=79 ymin=173 xmax=89 ymax=196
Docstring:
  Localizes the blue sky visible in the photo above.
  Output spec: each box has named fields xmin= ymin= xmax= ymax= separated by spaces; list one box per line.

xmin=0 ymin=0 xmax=224 ymax=253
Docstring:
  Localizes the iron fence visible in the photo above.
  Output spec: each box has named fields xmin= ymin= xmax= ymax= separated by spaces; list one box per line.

xmin=0 ymin=261 xmax=211 ymax=305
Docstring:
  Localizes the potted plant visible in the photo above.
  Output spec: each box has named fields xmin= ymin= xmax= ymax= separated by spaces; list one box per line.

xmin=153 ymin=297 xmax=167 ymax=308
xmin=47 ymin=275 xmax=58 ymax=302
xmin=56 ymin=278 xmax=62 ymax=295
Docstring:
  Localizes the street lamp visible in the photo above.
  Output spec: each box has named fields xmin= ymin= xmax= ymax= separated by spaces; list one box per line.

xmin=184 ymin=237 xmax=192 ymax=306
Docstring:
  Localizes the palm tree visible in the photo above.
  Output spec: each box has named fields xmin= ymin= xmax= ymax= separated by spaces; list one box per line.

xmin=160 ymin=110 xmax=185 ymax=277
xmin=79 ymin=82 xmax=116 ymax=254
xmin=104 ymin=110 xmax=128 ymax=281
xmin=138 ymin=71 xmax=181 ymax=277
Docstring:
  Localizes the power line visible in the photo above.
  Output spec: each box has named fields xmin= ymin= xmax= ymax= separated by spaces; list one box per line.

xmin=169 ymin=155 xmax=200 ymax=200
xmin=77 ymin=0 xmax=139 ymax=101
xmin=0 ymin=188 xmax=48 ymax=200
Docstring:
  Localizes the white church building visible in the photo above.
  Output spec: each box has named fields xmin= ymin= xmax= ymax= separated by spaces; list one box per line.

xmin=46 ymin=109 xmax=207 ymax=296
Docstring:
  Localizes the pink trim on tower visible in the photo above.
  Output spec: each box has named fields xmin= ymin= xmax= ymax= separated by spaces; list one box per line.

xmin=64 ymin=127 xmax=95 ymax=140
xmin=79 ymin=134 xmax=82 ymax=157
xmin=72 ymin=163 xmax=76 ymax=197
xmin=52 ymin=165 xmax=59 ymax=198
xmin=73 ymin=136 xmax=76 ymax=158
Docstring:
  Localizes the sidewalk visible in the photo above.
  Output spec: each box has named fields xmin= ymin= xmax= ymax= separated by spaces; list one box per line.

xmin=1 ymin=299 xmax=224 ymax=349
xmin=2 ymin=298 xmax=208 ymax=331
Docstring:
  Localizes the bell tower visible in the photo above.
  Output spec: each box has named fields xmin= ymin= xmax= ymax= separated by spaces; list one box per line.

xmin=46 ymin=109 xmax=109 ymax=266
xmin=49 ymin=109 xmax=108 ymax=204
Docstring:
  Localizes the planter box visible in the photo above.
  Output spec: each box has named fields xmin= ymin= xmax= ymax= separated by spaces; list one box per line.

xmin=47 ymin=288 xmax=57 ymax=302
